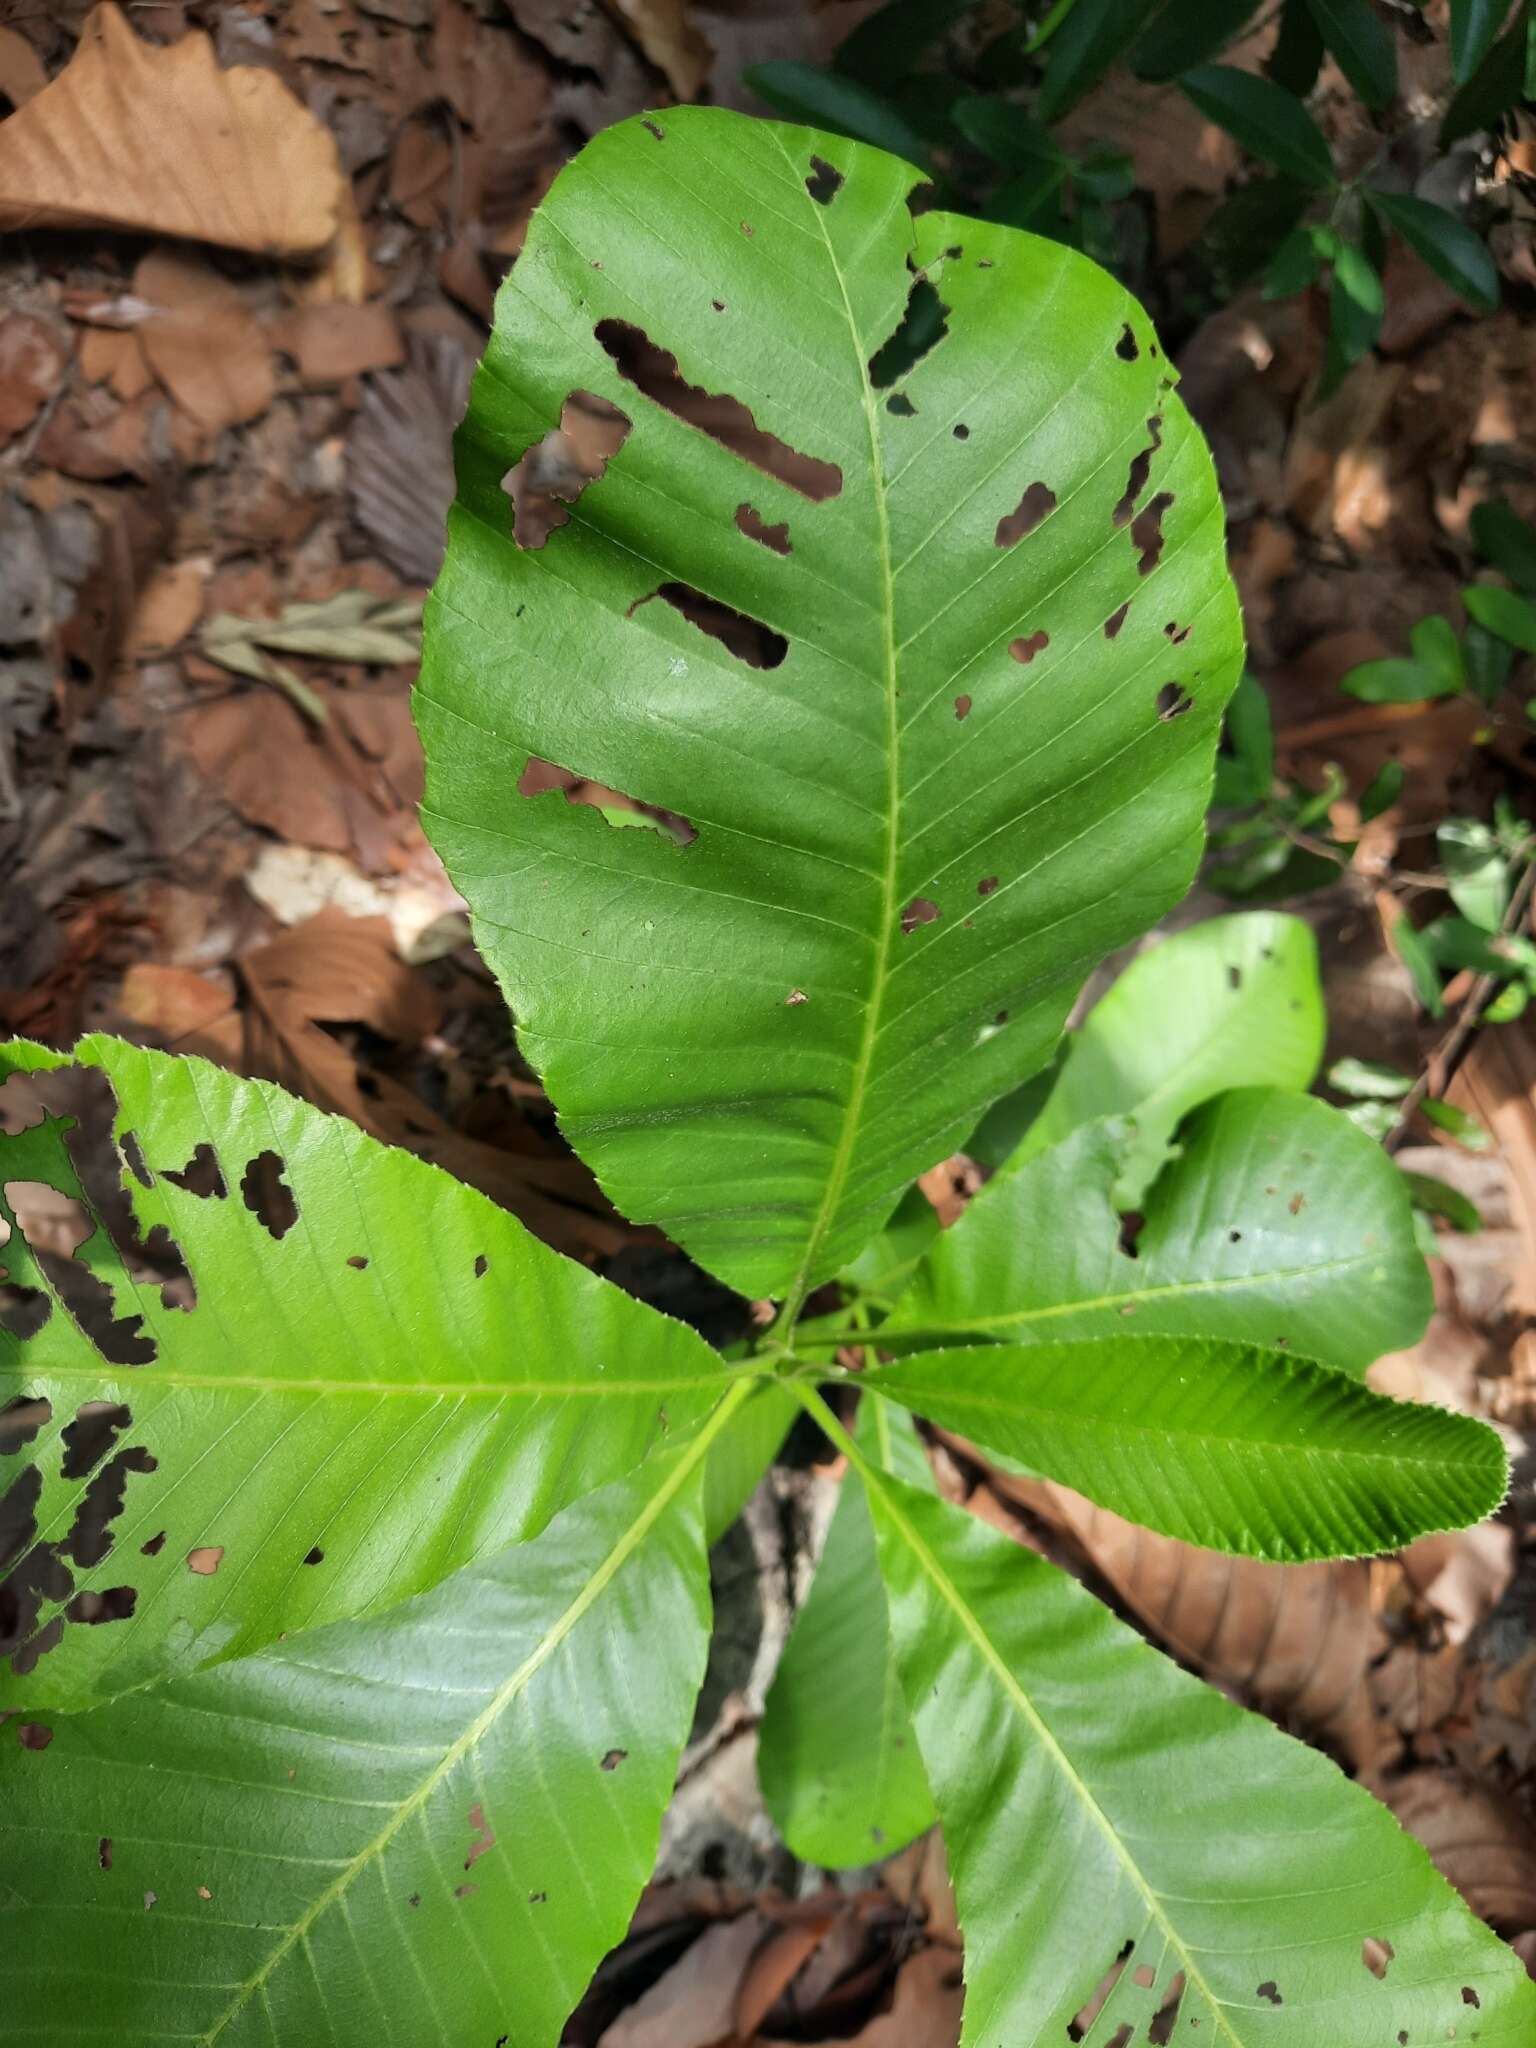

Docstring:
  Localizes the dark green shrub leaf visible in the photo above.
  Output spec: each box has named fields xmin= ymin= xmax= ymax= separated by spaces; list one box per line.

xmin=880 ymin=1088 xmax=1431 ymax=1373
xmin=419 ymin=110 xmax=1243 ymax=1303
xmin=1420 ymin=1096 xmax=1494 ymax=1150
xmin=0 ymin=1036 xmax=731 ymax=1710
xmin=1452 ymin=0 xmax=1514 ymax=83
xmin=1263 ymin=223 xmax=1323 ymax=297
xmin=1131 ymin=0 xmax=1265 ymax=80
xmin=1442 ymin=4 xmax=1528 ymax=142
xmin=865 ymin=1335 xmax=1505 ymax=1557
xmin=743 ymin=63 xmax=933 ymax=168
xmin=1465 ymin=580 xmax=1536 ymax=651
xmin=1016 ymin=912 xmax=1325 ymax=1199
xmin=1322 ymin=244 xmax=1383 ymax=392
xmin=950 ymin=95 xmax=1063 ymax=173
xmin=1039 ymin=0 xmax=1161 ymax=120
xmin=1365 ymin=188 xmax=1500 ymax=312
xmin=1269 ymin=0 xmax=1325 ymax=93
xmin=1402 ymin=1169 xmax=1483 ymax=1233
xmin=1470 ymin=496 xmax=1536 ymax=589
xmin=1411 ymin=610 xmax=1467 ymax=691
xmin=0 ymin=1447 xmax=717 ymax=2048
xmin=1341 ymin=654 xmax=1453 ymax=701
xmin=1180 ymin=64 xmax=1336 ymax=186
xmin=833 ymin=0 xmax=983 ymax=91
xmin=757 ymin=1398 xmax=934 ymax=1865
xmin=1358 ymin=755 xmax=1405 ymax=817
xmin=858 ymin=1463 xmax=1536 ymax=2043
xmin=1304 ymin=0 xmax=1398 ymax=108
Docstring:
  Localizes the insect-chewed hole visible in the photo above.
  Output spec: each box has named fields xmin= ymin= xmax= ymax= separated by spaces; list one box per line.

xmin=632 ymin=581 xmax=787 ymax=670
xmin=995 ymin=482 xmax=1056 ymax=548
xmin=241 ymin=1152 xmax=298 ymax=1242
xmin=1132 ymin=491 xmax=1174 ymax=574
xmin=1112 ymin=414 xmax=1163 ymax=527
xmin=163 ymin=1141 xmax=227 ymax=1200
xmin=0 ymin=1394 xmax=51 ymax=1456
xmin=1156 ymin=683 xmax=1193 ymax=722
xmin=1148 ymin=1971 xmax=1187 ymax=2044
xmin=734 ymin=503 xmax=791 ymax=555
xmin=1069 ymin=1939 xmax=1133 ymax=2040
xmin=805 ymin=154 xmax=843 ymax=204
xmin=594 ymin=317 xmax=842 ymax=501
xmin=1116 ymin=322 xmax=1139 ymax=361
xmin=901 ymin=897 xmax=941 ymax=934
xmin=517 ymin=757 xmax=697 ymax=848
xmin=869 ymin=276 xmax=950 ymax=390
xmin=1104 ymin=601 xmax=1130 ymax=639
xmin=65 ymin=1585 xmax=136 ymax=1625
xmin=502 ymin=390 xmax=632 ymax=551
xmin=60 ymin=1402 xmax=131 ymax=1482
xmin=3 ymin=1180 xmax=156 ymax=1367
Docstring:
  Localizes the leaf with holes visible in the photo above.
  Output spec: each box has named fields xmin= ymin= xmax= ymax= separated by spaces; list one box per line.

xmin=757 ymin=1394 xmax=934 ymax=1867
xmin=0 ymin=1439 xmax=720 ymax=2048
xmin=860 ymin=1334 xmax=1505 ymax=1559
xmin=849 ymin=1449 xmax=1536 ymax=2047
xmin=878 ymin=1088 xmax=1431 ymax=1373
xmin=0 ymin=1036 xmax=733 ymax=1711
xmin=418 ymin=106 xmax=1243 ymax=1307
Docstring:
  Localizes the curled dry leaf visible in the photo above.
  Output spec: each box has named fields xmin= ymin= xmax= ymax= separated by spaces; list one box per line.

xmin=599 ymin=0 xmax=712 ymax=101
xmin=347 ymin=335 xmax=472 ymax=583
xmin=0 ymin=4 xmax=344 ymax=256
xmin=0 ymin=25 xmax=47 ymax=108
xmin=1387 ymin=1772 xmax=1536 ymax=1930
xmin=133 ymin=251 xmax=274 ymax=436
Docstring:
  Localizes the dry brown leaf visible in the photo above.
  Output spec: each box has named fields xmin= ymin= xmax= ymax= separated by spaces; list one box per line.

xmin=0 ymin=312 xmax=67 ymax=444
xmin=1387 ymin=1772 xmax=1536 ymax=1930
xmin=134 ymin=250 xmax=274 ymax=435
xmin=77 ymin=328 xmax=153 ymax=402
xmin=759 ymin=1945 xmax=962 ymax=2048
xmin=275 ymin=302 xmax=404 ymax=388
xmin=992 ymin=1473 xmax=1379 ymax=1765
xmin=34 ymin=387 xmax=165 ymax=481
xmin=598 ymin=1906 xmax=770 ymax=2047
xmin=734 ymin=1912 xmax=840 ymax=2038
xmin=180 ymin=688 xmax=354 ymax=854
xmin=0 ymin=26 xmax=48 ymax=107
xmin=0 ymin=4 xmax=344 ymax=256
xmin=115 ymin=962 xmax=235 ymax=1044
xmin=1448 ymin=1016 xmax=1536 ymax=1316
xmin=600 ymin=0 xmax=712 ymax=100
xmin=347 ymin=334 xmax=472 ymax=583
xmin=125 ymin=559 xmax=206 ymax=659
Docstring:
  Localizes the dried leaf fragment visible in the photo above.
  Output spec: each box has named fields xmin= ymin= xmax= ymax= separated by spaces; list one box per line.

xmin=133 ymin=251 xmax=274 ymax=435
xmin=0 ymin=5 xmax=344 ymax=256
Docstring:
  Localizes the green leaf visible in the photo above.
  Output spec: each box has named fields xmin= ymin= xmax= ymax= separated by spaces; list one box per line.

xmin=1341 ymin=1096 xmax=1399 ymax=1139
xmin=0 ymin=1442 xmax=717 ymax=2048
xmin=1465 ymin=618 xmax=1516 ymax=704
xmin=1016 ymin=912 xmax=1325 ymax=1200
xmin=1327 ymin=1054 xmax=1413 ymax=1098
xmin=1439 ymin=817 xmax=1510 ymax=930
xmin=1364 ymin=189 xmax=1500 ymax=312
xmin=1322 ymin=245 xmax=1383 ymax=392
xmin=1470 ymin=496 xmax=1536 ymax=590
xmin=1410 ymin=610 xmax=1467 ymax=691
xmin=1402 ymin=1169 xmax=1483 ymax=1233
xmin=866 ymin=1334 xmax=1505 ymax=1558
xmin=1263 ymin=223 xmax=1323 ymax=298
xmin=1443 ymin=3 xmax=1528 ymax=142
xmin=833 ymin=0 xmax=982 ymax=91
xmin=0 ymin=1036 xmax=733 ymax=1710
xmin=855 ymin=1460 xmax=1536 ymax=2046
xmin=1359 ymin=756 xmax=1405 ymax=817
xmin=419 ymin=109 xmax=1243 ymax=1303
xmin=880 ymin=1089 xmax=1432 ymax=1373
xmin=743 ymin=63 xmax=933 ymax=168
xmin=703 ymin=1379 xmax=797 ymax=1543
xmin=1453 ymin=0 xmax=1514 ymax=83
xmin=1269 ymin=0 xmax=1326 ymax=93
xmin=1391 ymin=911 xmax=1447 ymax=1016
xmin=1211 ymin=666 xmax=1275 ymax=807
xmin=1180 ymin=64 xmax=1336 ymax=186
xmin=1304 ymin=0 xmax=1398 ymax=108
xmin=1420 ymin=1096 xmax=1494 ymax=1150
xmin=1486 ymin=977 xmax=1530 ymax=1021
xmin=1039 ymin=0 xmax=1161 ymax=120
xmin=1131 ymin=0 xmax=1265 ymax=80
xmin=1341 ymin=654 xmax=1452 ymax=702
xmin=1464 ymin=580 xmax=1536 ymax=652
xmin=757 ymin=1397 xmax=934 ymax=1866
xmin=950 ymin=96 xmax=1064 ymax=173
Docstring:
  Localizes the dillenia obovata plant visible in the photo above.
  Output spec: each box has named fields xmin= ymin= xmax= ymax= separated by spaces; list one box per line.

xmin=2 ymin=108 xmax=1531 ymax=2047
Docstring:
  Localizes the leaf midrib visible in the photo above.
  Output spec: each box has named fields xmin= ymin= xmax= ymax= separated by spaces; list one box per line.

xmin=769 ymin=129 xmax=904 ymax=1321
xmin=811 ymin=1384 xmax=1246 ymax=2048
xmin=197 ymin=1377 xmax=751 ymax=2045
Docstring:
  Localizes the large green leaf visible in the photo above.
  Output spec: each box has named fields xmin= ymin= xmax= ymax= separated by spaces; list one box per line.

xmin=418 ymin=107 xmax=1244 ymax=1305
xmin=881 ymin=1088 xmax=1431 ymax=1372
xmin=1016 ymin=910 xmax=1325 ymax=1197
xmin=864 ymin=1335 xmax=1505 ymax=1559
xmin=757 ymin=1394 xmax=933 ymax=1866
xmin=0 ymin=1036 xmax=733 ymax=1711
xmin=0 ymin=1429 xmax=722 ymax=2048
xmin=848 ymin=1447 xmax=1536 ymax=2047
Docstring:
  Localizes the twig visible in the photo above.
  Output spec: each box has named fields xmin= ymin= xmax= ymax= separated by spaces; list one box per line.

xmin=1386 ymin=852 xmax=1536 ymax=1150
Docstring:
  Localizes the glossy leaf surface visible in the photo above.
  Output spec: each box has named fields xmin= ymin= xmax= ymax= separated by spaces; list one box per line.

xmin=0 ymin=1036 xmax=730 ymax=1710
xmin=860 ymin=1463 xmax=1536 ymax=2046
xmin=0 ymin=1446 xmax=716 ymax=2047
xmin=757 ymin=1396 xmax=933 ymax=1866
xmin=883 ymin=1088 xmax=1431 ymax=1373
xmin=866 ymin=1335 xmax=1505 ymax=1559
xmin=419 ymin=108 xmax=1243 ymax=1303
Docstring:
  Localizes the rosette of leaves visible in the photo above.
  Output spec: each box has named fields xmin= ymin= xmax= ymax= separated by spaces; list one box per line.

xmin=2 ymin=109 xmax=1531 ymax=2048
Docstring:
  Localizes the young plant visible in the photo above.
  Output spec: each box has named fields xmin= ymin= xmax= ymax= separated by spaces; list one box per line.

xmin=2 ymin=109 xmax=1532 ymax=2046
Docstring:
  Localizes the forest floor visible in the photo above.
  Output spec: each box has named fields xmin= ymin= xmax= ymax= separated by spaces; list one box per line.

xmin=1 ymin=3 xmax=1534 ymax=2039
